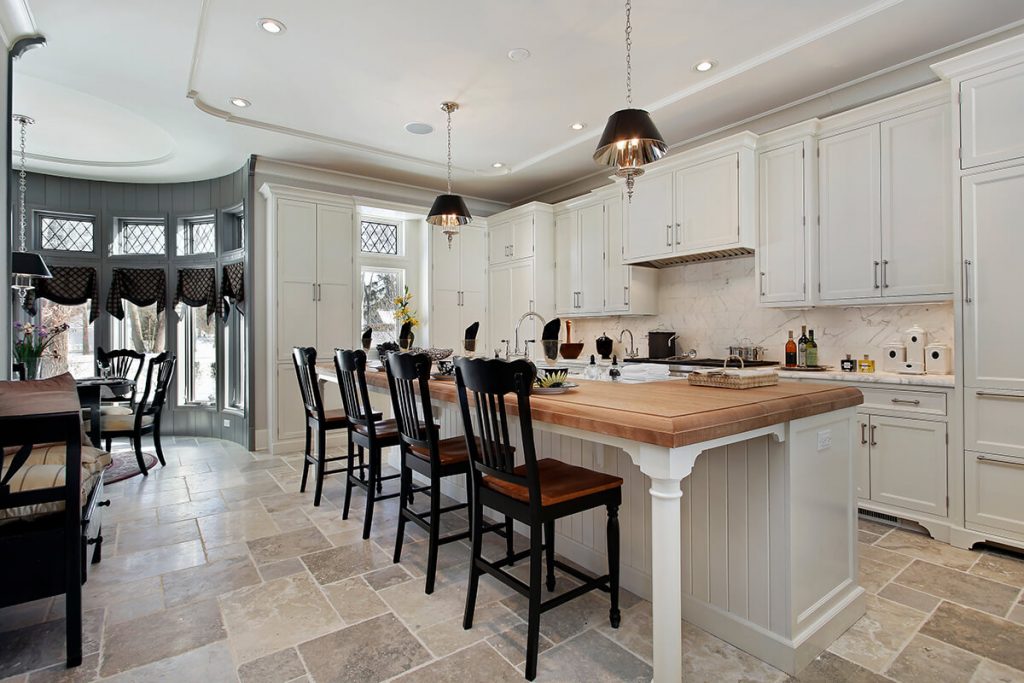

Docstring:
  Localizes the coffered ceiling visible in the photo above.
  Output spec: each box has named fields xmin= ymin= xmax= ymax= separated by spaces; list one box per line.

xmin=12 ymin=0 xmax=1024 ymax=205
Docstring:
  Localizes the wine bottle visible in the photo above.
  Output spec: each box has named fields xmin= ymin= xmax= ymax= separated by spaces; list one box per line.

xmin=806 ymin=329 xmax=818 ymax=367
xmin=797 ymin=325 xmax=809 ymax=368
xmin=785 ymin=331 xmax=797 ymax=367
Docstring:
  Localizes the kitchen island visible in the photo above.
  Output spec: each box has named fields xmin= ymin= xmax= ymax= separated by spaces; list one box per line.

xmin=319 ymin=365 xmax=864 ymax=681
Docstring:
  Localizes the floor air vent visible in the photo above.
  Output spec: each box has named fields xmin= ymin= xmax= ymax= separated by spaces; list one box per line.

xmin=859 ymin=510 xmax=899 ymax=525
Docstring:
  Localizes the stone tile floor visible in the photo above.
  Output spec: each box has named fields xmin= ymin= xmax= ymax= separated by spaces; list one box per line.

xmin=1 ymin=436 xmax=1023 ymax=682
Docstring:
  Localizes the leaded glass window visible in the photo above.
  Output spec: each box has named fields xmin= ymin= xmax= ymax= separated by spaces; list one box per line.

xmin=177 ymin=218 xmax=216 ymax=255
xmin=39 ymin=214 xmax=94 ymax=252
xmin=111 ymin=219 xmax=166 ymax=255
xmin=360 ymin=220 xmax=399 ymax=255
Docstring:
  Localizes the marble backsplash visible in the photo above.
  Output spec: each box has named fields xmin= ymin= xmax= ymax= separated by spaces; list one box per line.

xmin=568 ymin=257 xmax=955 ymax=369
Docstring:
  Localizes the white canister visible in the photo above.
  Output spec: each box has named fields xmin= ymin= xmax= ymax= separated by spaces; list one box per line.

xmin=899 ymin=360 xmax=926 ymax=375
xmin=925 ymin=344 xmax=952 ymax=375
xmin=904 ymin=324 xmax=928 ymax=364
xmin=882 ymin=343 xmax=906 ymax=373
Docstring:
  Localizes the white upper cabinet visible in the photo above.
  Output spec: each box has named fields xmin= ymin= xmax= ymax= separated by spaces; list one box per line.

xmin=604 ymin=195 xmax=656 ymax=314
xmin=624 ymin=173 xmax=674 ymax=261
xmin=757 ymin=133 xmax=813 ymax=306
xmin=488 ymin=221 xmax=512 ymax=263
xmin=818 ymin=124 xmax=881 ymax=301
xmin=959 ymin=61 xmax=1024 ymax=170
xmin=488 ymin=212 xmax=536 ymax=265
xmin=675 ymin=154 xmax=739 ymax=250
xmin=430 ymin=225 xmax=487 ymax=354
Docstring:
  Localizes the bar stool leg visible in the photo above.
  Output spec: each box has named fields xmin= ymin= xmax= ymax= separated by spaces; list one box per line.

xmin=425 ymin=475 xmax=441 ymax=594
xmin=525 ymin=523 xmax=544 ymax=681
xmin=393 ymin=450 xmax=409 ymax=564
xmin=462 ymin=498 xmax=483 ymax=630
xmin=313 ymin=425 xmax=326 ymax=507
xmin=505 ymin=515 xmax=515 ymax=566
xmin=362 ymin=447 xmax=379 ymax=539
xmin=544 ymin=519 xmax=556 ymax=592
xmin=607 ymin=504 xmax=621 ymax=628
xmin=299 ymin=425 xmax=311 ymax=493
xmin=342 ymin=430 xmax=355 ymax=520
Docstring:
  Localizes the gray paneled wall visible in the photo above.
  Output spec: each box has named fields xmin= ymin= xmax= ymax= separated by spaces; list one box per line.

xmin=15 ymin=162 xmax=253 ymax=447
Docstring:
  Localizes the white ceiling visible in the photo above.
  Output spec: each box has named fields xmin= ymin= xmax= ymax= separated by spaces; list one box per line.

xmin=12 ymin=0 xmax=1024 ymax=204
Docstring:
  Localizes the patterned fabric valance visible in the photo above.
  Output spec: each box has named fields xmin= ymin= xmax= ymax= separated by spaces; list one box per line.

xmin=106 ymin=268 xmax=166 ymax=320
xmin=174 ymin=267 xmax=217 ymax=322
xmin=219 ymin=261 xmax=245 ymax=321
xmin=22 ymin=265 xmax=100 ymax=322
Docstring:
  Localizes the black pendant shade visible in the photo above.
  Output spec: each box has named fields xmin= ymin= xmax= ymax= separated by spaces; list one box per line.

xmin=593 ymin=108 xmax=668 ymax=169
xmin=426 ymin=193 xmax=472 ymax=228
xmin=11 ymin=251 xmax=52 ymax=279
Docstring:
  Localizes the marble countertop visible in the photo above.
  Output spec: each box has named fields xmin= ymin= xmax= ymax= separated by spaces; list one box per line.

xmin=777 ymin=369 xmax=955 ymax=387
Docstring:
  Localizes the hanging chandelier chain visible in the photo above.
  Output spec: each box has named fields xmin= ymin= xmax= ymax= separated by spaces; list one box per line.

xmin=446 ymin=105 xmax=453 ymax=195
xmin=624 ymin=0 xmax=632 ymax=105
xmin=16 ymin=115 xmax=30 ymax=252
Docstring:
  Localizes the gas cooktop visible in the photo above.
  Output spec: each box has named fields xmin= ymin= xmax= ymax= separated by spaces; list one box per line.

xmin=623 ymin=357 xmax=780 ymax=368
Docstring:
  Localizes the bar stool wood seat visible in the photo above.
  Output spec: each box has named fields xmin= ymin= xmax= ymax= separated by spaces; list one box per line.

xmin=292 ymin=347 xmax=353 ymax=507
xmin=455 ymin=357 xmax=623 ymax=681
xmin=385 ymin=352 xmax=514 ymax=594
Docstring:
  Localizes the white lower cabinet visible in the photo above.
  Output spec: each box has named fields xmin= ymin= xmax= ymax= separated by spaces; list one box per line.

xmin=965 ymin=389 xmax=1024 ymax=460
xmin=965 ymin=451 xmax=1024 ymax=540
xmin=866 ymin=415 xmax=947 ymax=517
xmin=856 ymin=417 xmax=871 ymax=500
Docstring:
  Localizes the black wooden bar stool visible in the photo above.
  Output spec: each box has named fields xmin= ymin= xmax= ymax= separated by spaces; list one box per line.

xmin=385 ymin=351 xmax=514 ymax=594
xmin=455 ymin=357 xmax=623 ymax=681
xmin=334 ymin=348 xmax=407 ymax=539
xmin=291 ymin=347 xmax=352 ymax=507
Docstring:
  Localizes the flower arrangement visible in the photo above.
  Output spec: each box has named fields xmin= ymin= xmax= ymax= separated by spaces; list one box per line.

xmin=12 ymin=321 xmax=69 ymax=379
xmin=393 ymin=286 xmax=419 ymax=330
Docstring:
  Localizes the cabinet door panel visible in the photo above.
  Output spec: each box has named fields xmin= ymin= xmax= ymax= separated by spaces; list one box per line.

xmin=965 ymin=450 xmax=1024 ymax=539
xmin=488 ymin=268 xmax=511 ymax=353
xmin=554 ymin=212 xmax=577 ymax=315
xmin=869 ymin=415 xmax=947 ymax=516
xmin=511 ymin=217 xmax=534 ymax=260
xmin=960 ymin=62 xmax=1024 ymax=169
xmin=509 ymin=262 xmax=536 ymax=350
xmin=460 ymin=289 xmax=486 ymax=354
xmin=604 ymin=196 xmax=629 ymax=312
xmin=758 ymin=142 xmax=806 ymax=303
xmin=316 ymin=283 xmax=353 ymax=352
xmin=277 ymin=200 xmax=317 ymax=282
xmin=962 ymin=166 xmax=1024 ymax=391
xmin=430 ymin=288 xmax=462 ymax=353
xmin=818 ymin=126 xmax=881 ymax=301
xmin=278 ymin=281 xmax=317 ymax=360
xmin=316 ymin=205 xmax=353 ymax=286
xmin=881 ymin=105 xmax=952 ymax=297
xmin=624 ymin=173 xmax=674 ymax=260
xmin=578 ymin=204 xmax=605 ymax=313
xmin=965 ymin=389 xmax=1024 ymax=460
xmin=431 ymin=225 xmax=462 ymax=292
xmin=460 ymin=227 xmax=487 ymax=293
xmin=488 ymin=222 xmax=510 ymax=264
xmin=676 ymin=154 xmax=739 ymax=250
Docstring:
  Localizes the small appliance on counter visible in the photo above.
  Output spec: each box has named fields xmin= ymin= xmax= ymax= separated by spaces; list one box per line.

xmin=596 ymin=332 xmax=613 ymax=360
xmin=647 ymin=330 xmax=677 ymax=359
xmin=925 ymin=343 xmax=951 ymax=374
xmin=883 ymin=342 xmax=906 ymax=373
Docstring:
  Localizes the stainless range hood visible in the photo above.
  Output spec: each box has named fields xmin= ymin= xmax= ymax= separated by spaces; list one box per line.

xmin=630 ymin=247 xmax=755 ymax=269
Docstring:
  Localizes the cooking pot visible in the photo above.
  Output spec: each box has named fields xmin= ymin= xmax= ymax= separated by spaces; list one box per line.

xmin=647 ymin=331 xmax=677 ymax=359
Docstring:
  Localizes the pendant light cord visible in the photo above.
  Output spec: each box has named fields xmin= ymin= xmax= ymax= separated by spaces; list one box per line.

xmin=624 ymin=0 xmax=632 ymax=105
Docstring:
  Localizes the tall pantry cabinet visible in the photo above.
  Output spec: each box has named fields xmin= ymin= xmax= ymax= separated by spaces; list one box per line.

xmin=933 ymin=34 xmax=1024 ymax=547
xmin=261 ymin=184 xmax=356 ymax=453
xmin=429 ymin=225 xmax=487 ymax=354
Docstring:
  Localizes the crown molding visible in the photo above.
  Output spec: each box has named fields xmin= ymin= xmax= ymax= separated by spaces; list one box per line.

xmin=0 ymin=0 xmax=37 ymax=49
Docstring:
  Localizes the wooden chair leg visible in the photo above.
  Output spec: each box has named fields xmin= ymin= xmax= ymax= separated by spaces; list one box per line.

xmin=607 ymin=504 xmax=621 ymax=628
xmin=544 ymin=519 xmax=556 ymax=592
xmin=313 ymin=425 xmax=326 ymax=507
xmin=425 ymin=477 xmax=442 ymax=595
xmin=104 ymin=437 xmax=112 ymax=453
xmin=361 ymin=447 xmax=379 ymax=539
xmin=299 ymin=426 xmax=312 ymax=493
xmin=462 ymin=498 xmax=483 ymax=630
xmin=505 ymin=515 xmax=515 ymax=566
xmin=342 ymin=431 xmax=355 ymax=520
xmin=153 ymin=417 xmax=166 ymax=466
xmin=393 ymin=451 xmax=409 ymax=564
xmin=525 ymin=523 xmax=544 ymax=681
xmin=133 ymin=434 xmax=148 ymax=476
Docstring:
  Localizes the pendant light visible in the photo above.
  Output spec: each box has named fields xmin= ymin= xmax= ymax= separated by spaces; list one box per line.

xmin=593 ymin=0 xmax=667 ymax=201
xmin=10 ymin=114 xmax=50 ymax=303
xmin=427 ymin=101 xmax=472 ymax=248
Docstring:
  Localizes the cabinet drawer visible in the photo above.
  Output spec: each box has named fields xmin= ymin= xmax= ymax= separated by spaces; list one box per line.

xmin=859 ymin=387 xmax=946 ymax=416
xmin=966 ymin=450 xmax=1024 ymax=540
xmin=966 ymin=389 xmax=1024 ymax=459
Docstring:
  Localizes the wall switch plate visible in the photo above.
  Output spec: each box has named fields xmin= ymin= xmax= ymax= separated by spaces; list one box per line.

xmin=817 ymin=429 xmax=832 ymax=451
xmin=223 ymin=419 xmax=231 ymax=428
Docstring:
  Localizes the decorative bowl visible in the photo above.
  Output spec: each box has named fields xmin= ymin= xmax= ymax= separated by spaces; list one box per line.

xmin=559 ymin=342 xmax=584 ymax=360
xmin=411 ymin=347 xmax=454 ymax=362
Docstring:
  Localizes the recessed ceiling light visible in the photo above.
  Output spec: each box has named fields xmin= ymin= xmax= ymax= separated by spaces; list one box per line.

xmin=492 ymin=162 xmax=505 ymax=168
xmin=404 ymin=121 xmax=433 ymax=135
xmin=257 ymin=18 xmax=286 ymax=34
xmin=507 ymin=48 xmax=531 ymax=62
xmin=230 ymin=97 xmax=251 ymax=108
xmin=569 ymin=122 xmax=586 ymax=131
xmin=694 ymin=60 xmax=716 ymax=72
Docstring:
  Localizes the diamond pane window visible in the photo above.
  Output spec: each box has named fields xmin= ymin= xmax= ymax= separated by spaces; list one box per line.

xmin=112 ymin=219 xmax=166 ymax=255
xmin=39 ymin=214 xmax=94 ymax=252
xmin=177 ymin=218 xmax=216 ymax=255
xmin=360 ymin=220 xmax=399 ymax=255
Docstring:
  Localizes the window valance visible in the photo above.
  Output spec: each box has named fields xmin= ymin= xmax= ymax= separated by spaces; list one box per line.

xmin=174 ymin=267 xmax=217 ymax=322
xmin=22 ymin=265 xmax=101 ymax=322
xmin=106 ymin=268 xmax=166 ymax=320
xmin=219 ymin=261 xmax=245 ymax=321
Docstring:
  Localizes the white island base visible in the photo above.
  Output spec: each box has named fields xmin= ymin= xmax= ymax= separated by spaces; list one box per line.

xmin=353 ymin=380 xmax=866 ymax=682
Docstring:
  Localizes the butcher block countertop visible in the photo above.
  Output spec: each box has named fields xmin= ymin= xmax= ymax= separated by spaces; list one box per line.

xmin=319 ymin=364 xmax=864 ymax=449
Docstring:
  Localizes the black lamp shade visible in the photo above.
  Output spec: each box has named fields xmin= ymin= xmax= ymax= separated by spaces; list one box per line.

xmin=426 ymin=193 xmax=472 ymax=227
xmin=593 ymin=108 xmax=668 ymax=168
xmin=11 ymin=251 xmax=51 ymax=279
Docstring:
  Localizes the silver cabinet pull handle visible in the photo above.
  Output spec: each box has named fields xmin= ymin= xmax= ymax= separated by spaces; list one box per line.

xmin=976 ymin=391 xmax=1024 ymax=399
xmin=870 ymin=424 xmax=878 ymax=447
xmin=890 ymin=398 xmax=921 ymax=405
xmin=313 ymin=283 xmax=317 ymax=301
xmin=860 ymin=422 xmax=868 ymax=445
xmin=510 ymin=244 xmax=514 ymax=257
xmin=665 ymin=225 xmax=672 ymax=247
xmin=760 ymin=272 xmax=766 ymax=297
xmin=675 ymin=222 xmax=681 ymax=245
xmin=964 ymin=259 xmax=972 ymax=303
xmin=577 ymin=292 xmax=582 ymax=309
xmin=977 ymin=455 xmax=1024 ymax=468
xmin=882 ymin=260 xmax=889 ymax=289
xmin=873 ymin=261 xmax=880 ymax=289
xmin=318 ymin=284 xmax=322 ymax=301
xmin=624 ymin=285 xmax=629 ymax=307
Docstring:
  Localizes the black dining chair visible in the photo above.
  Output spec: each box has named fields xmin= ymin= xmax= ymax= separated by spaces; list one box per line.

xmin=334 ymin=348 xmax=406 ymax=539
xmin=95 ymin=347 xmax=145 ymax=405
xmin=385 ymin=351 xmax=514 ymax=594
xmin=95 ymin=352 xmax=175 ymax=475
xmin=292 ymin=347 xmax=353 ymax=506
xmin=455 ymin=357 xmax=623 ymax=681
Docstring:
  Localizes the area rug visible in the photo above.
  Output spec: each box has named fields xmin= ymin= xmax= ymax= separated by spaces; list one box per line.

xmin=103 ymin=450 xmax=159 ymax=483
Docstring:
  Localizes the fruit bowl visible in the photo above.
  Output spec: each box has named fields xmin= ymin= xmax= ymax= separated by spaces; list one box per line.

xmin=559 ymin=342 xmax=584 ymax=360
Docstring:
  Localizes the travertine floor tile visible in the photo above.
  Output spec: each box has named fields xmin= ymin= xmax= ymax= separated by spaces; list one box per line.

xmin=417 ymin=602 xmax=522 ymax=657
xmin=828 ymin=595 xmax=926 ymax=673
xmin=101 ymin=641 xmax=235 ymax=682
xmin=876 ymin=529 xmax=981 ymax=571
xmin=895 ymin=560 xmax=1019 ymax=616
xmin=972 ymin=659 xmax=1024 ymax=683
xmin=320 ymin=576 xmax=389 ymax=624
xmin=0 ymin=610 xmax=102 ymax=679
xmin=794 ymin=651 xmax=890 ymax=682
xmin=877 ymin=583 xmax=941 ymax=614
xmin=921 ymin=601 xmax=1024 ymax=672
xmin=197 ymin=509 xmax=280 ymax=548
xmin=533 ymin=630 xmax=653 ymax=682
xmin=297 ymin=613 xmax=430 ymax=683
xmin=394 ymin=642 xmax=522 ymax=682
xmin=237 ymin=647 xmax=306 ymax=683
xmin=300 ymin=541 xmax=391 ymax=585
xmin=858 ymin=556 xmax=902 ymax=594
xmin=246 ymin=526 xmax=331 ymax=565
xmin=154 ymin=496 xmax=229 ymax=524
xmin=886 ymin=634 xmax=981 ymax=682
xmin=114 ymin=518 xmax=199 ymax=555
xmin=161 ymin=555 xmax=261 ymax=608
xmin=487 ymin=622 xmax=555 ymax=667
xmin=970 ymin=552 xmax=1024 ymax=588
xmin=100 ymin=600 xmax=223 ymax=677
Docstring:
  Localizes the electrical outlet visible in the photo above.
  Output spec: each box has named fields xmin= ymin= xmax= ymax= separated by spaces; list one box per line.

xmin=223 ymin=419 xmax=231 ymax=428
xmin=817 ymin=429 xmax=832 ymax=451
